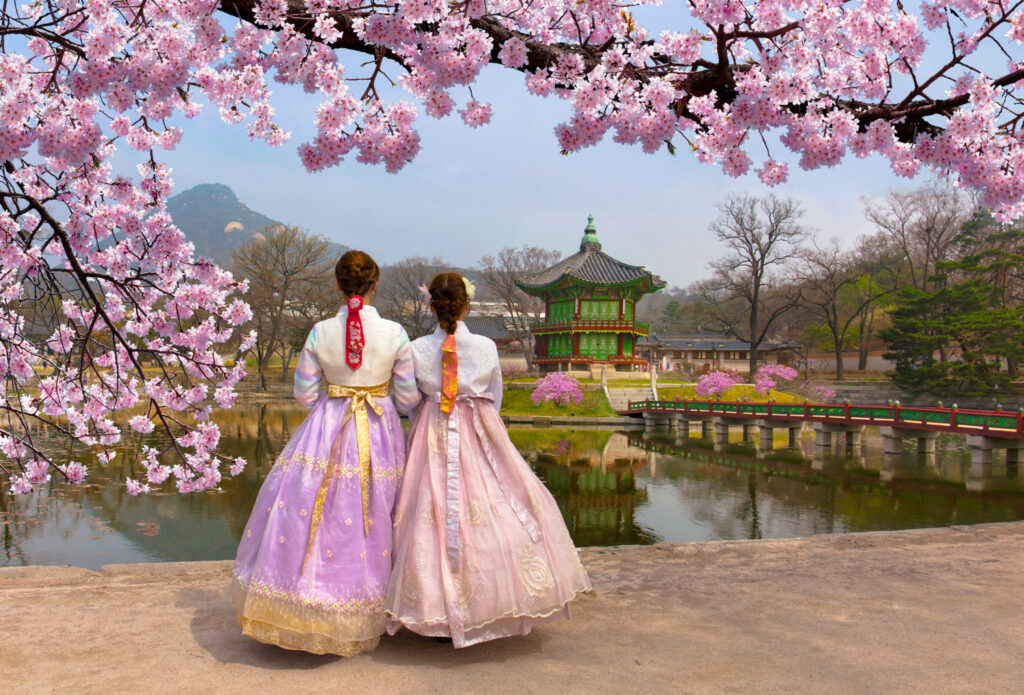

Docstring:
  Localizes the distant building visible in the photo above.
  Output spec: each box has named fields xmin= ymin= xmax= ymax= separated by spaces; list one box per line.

xmin=636 ymin=332 xmax=797 ymax=374
xmin=516 ymin=215 xmax=665 ymax=373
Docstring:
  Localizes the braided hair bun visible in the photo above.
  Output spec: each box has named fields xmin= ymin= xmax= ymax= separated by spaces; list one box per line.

xmin=429 ymin=272 xmax=469 ymax=334
xmin=336 ymin=250 xmax=380 ymax=297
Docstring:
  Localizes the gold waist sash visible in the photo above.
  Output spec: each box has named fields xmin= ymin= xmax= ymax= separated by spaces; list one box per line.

xmin=302 ymin=380 xmax=391 ymax=573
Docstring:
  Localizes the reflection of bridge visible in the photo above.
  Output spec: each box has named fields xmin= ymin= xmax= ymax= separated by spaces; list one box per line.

xmin=625 ymin=433 xmax=1024 ymax=515
xmin=626 ymin=399 xmax=1024 ymax=466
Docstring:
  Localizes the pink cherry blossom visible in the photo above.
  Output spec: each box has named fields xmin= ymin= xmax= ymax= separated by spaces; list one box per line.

xmin=531 ymin=373 xmax=584 ymax=406
xmin=696 ymin=371 xmax=743 ymax=399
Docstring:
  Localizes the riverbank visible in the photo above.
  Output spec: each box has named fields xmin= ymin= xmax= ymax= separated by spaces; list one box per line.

xmin=2 ymin=522 xmax=1022 ymax=693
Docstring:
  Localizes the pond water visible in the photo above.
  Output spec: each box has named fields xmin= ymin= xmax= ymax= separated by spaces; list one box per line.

xmin=2 ymin=401 xmax=1023 ymax=569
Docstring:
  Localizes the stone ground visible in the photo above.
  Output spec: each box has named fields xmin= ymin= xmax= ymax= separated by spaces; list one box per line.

xmin=2 ymin=522 xmax=1023 ymax=694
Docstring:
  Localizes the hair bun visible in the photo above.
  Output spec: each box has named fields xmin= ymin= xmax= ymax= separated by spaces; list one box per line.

xmin=336 ymin=250 xmax=380 ymax=297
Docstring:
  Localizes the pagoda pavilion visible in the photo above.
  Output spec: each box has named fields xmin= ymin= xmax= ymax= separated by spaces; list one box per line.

xmin=516 ymin=215 xmax=665 ymax=373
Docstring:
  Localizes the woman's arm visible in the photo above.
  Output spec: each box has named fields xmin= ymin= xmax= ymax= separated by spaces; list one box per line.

xmin=392 ymin=329 xmax=421 ymax=415
xmin=484 ymin=342 xmax=503 ymax=413
xmin=293 ymin=325 xmax=323 ymax=408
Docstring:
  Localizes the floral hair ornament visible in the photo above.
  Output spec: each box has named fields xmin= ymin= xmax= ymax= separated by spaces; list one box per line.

xmin=345 ymin=294 xmax=365 ymax=369
xmin=417 ymin=283 xmax=432 ymax=304
xmin=462 ymin=277 xmax=476 ymax=301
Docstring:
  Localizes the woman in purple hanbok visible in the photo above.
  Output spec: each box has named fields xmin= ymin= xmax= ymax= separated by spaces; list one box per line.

xmin=233 ymin=251 xmax=419 ymax=656
xmin=385 ymin=272 xmax=591 ymax=648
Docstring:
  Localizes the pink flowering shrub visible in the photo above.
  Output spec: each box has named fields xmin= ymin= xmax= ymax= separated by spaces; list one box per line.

xmin=810 ymin=385 xmax=838 ymax=402
xmin=696 ymin=371 xmax=743 ymax=399
xmin=531 ymin=373 xmax=584 ymax=407
xmin=753 ymin=364 xmax=799 ymax=395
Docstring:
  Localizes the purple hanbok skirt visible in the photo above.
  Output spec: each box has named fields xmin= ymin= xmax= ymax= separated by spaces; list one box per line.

xmin=233 ymin=393 xmax=405 ymax=656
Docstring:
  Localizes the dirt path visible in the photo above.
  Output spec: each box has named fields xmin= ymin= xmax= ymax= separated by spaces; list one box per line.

xmin=3 ymin=522 xmax=1023 ymax=694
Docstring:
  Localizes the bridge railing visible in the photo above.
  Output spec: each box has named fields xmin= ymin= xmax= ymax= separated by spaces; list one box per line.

xmin=626 ymin=399 xmax=1024 ymax=438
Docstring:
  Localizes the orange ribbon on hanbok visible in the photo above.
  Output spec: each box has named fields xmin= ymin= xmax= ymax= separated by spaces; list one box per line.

xmin=440 ymin=334 xmax=458 ymax=414
xmin=301 ymin=380 xmax=390 ymax=574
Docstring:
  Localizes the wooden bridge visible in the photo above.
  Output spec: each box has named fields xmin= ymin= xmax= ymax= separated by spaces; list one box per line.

xmin=624 ymin=399 xmax=1024 ymax=465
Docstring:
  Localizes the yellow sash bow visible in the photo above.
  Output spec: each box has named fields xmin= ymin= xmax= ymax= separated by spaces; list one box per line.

xmin=302 ymin=380 xmax=391 ymax=574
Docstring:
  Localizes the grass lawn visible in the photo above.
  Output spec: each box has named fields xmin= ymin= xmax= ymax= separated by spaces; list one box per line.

xmin=656 ymin=384 xmax=805 ymax=403
xmin=500 ymin=388 xmax=618 ymax=417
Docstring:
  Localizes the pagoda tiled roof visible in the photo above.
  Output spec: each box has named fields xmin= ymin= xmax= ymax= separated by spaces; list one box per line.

xmin=516 ymin=216 xmax=665 ymax=292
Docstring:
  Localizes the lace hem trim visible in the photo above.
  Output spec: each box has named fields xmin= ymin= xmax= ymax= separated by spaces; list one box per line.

xmin=239 ymin=617 xmax=380 ymax=656
xmin=385 ymin=584 xmax=590 ymax=634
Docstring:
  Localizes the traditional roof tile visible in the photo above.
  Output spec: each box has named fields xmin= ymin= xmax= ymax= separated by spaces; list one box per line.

xmin=516 ymin=215 xmax=666 ymax=292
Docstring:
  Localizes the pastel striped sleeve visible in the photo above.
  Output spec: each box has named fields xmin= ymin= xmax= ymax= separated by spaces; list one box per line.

xmin=391 ymin=329 xmax=421 ymax=415
xmin=293 ymin=325 xmax=323 ymax=408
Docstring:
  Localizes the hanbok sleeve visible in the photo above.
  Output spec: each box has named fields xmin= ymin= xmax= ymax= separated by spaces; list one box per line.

xmin=485 ymin=342 xmax=503 ymax=413
xmin=293 ymin=325 xmax=322 ymax=408
xmin=391 ymin=328 xmax=421 ymax=415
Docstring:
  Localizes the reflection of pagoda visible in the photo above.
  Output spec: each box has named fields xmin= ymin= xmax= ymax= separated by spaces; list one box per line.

xmin=526 ymin=432 xmax=658 ymax=546
xmin=516 ymin=215 xmax=665 ymax=373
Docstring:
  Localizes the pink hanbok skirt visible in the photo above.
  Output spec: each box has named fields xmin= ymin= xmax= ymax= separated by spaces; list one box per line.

xmin=385 ymin=394 xmax=591 ymax=647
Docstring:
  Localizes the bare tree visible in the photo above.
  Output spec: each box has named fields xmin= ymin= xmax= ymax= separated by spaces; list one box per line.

xmin=478 ymin=245 xmax=562 ymax=370
xmin=798 ymin=239 xmax=894 ymax=380
xmin=850 ymin=233 xmax=904 ymax=370
xmin=863 ymin=181 xmax=973 ymax=293
xmin=376 ymin=256 xmax=445 ymax=339
xmin=232 ymin=225 xmax=334 ymax=389
xmin=695 ymin=194 xmax=808 ymax=374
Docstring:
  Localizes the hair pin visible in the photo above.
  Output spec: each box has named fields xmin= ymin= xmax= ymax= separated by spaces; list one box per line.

xmin=417 ymin=283 xmax=432 ymax=304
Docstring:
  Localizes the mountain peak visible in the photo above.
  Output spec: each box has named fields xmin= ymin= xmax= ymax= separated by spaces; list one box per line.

xmin=167 ymin=183 xmax=349 ymax=268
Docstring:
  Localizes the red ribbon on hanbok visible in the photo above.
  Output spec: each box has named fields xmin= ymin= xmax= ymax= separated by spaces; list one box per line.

xmin=440 ymin=334 xmax=458 ymax=413
xmin=345 ymin=294 xmax=364 ymax=369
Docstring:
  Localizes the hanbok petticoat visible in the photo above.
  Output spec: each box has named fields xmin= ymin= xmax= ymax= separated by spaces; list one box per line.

xmin=385 ymin=324 xmax=591 ymax=647
xmin=233 ymin=305 xmax=418 ymax=656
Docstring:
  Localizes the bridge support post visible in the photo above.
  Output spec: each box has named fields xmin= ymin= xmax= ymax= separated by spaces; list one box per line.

xmin=813 ymin=423 xmax=866 ymax=458
xmin=967 ymin=435 xmax=995 ymax=472
xmin=788 ymin=426 xmax=802 ymax=449
xmin=758 ymin=425 xmax=773 ymax=451
xmin=712 ymin=417 xmax=731 ymax=449
xmin=675 ymin=414 xmax=690 ymax=438
xmin=701 ymin=420 xmax=711 ymax=439
xmin=879 ymin=427 xmax=940 ymax=458
xmin=742 ymin=424 xmax=757 ymax=444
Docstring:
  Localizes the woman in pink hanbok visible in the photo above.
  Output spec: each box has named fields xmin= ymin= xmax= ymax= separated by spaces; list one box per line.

xmin=385 ymin=272 xmax=591 ymax=648
xmin=233 ymin=251 xmax=420 ymax=656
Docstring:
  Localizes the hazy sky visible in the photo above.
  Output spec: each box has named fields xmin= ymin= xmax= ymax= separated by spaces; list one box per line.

xmin=145 ymin=10 xmax=924 ymax=290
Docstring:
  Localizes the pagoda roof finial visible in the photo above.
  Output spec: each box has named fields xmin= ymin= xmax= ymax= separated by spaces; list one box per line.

xmin=581 ymin=214 xmax=600 ymax=250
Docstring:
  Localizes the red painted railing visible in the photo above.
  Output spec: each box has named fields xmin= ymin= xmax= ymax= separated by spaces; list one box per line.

xmin=626 ymin=399 xmax=1024 ymax=439
xmin=530 ymin=317 xmax=651 ymax=334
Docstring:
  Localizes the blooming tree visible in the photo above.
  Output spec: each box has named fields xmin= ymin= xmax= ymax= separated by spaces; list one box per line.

xmin=8 ymin=0 xmax=1024 ymax=496
xmin=696 ymin=370 xmax=743 ymax=398
xmin=531 ymin=373 xmax=584 ymax=406
xmin=752 ymin=363 xmax=799 ymax=395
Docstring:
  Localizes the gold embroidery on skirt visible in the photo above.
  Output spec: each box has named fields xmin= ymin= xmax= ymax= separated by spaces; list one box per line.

xmin=468 ymin=500 xmax=484 ymax=524
xmin=518 ymin=544 xmax=554 ymax=598
xmin=234 ymin=582 xmax=385 ymax=656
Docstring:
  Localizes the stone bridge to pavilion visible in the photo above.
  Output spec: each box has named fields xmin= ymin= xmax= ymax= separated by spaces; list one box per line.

xmin=628 ymin=399 xmax=1024 ymax=468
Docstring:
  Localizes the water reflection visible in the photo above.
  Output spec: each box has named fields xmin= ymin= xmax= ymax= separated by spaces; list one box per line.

xmin=2 ymin=402 xmax=1023 ymax=569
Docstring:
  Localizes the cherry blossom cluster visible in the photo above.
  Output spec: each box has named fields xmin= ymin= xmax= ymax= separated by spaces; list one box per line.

xmin=752 ymin=364 xmax=799 ymax=395
xmin=218 ymin=0 xmax=1024 ymax=217
xmin=695 ymin=370 xmax=744 ymax=399
xmin=531 ymin=372 xmax=585 ymax=406
xmin=1 ymin=1 xmax=261 ymax=496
